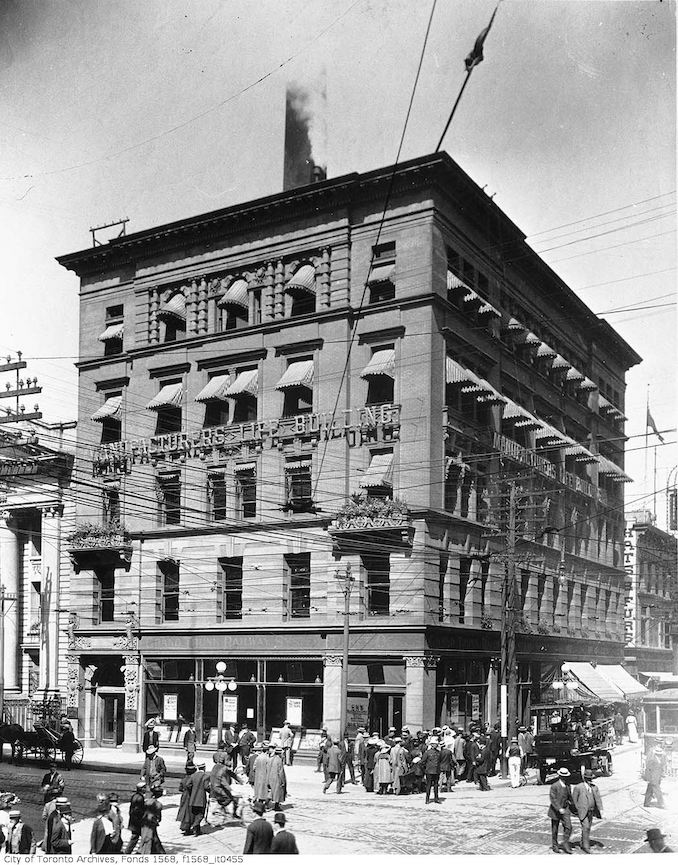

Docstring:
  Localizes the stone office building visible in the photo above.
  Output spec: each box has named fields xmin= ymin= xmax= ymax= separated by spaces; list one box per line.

xmin=58 ymin=152 xmax=639 ymax=750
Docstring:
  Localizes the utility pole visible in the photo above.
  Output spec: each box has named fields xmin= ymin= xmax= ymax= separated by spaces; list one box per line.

xmin=501 ymin=482 xmax=518 ymax=755
xmin=336 ymin=563 xmax=354 ymax=738
xmin=0 ymin=585 xmax=5 ymax=722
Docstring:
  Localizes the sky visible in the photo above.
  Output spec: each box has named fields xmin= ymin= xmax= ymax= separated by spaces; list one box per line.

xmin=0 ymin=0 xmax=675 ymax=527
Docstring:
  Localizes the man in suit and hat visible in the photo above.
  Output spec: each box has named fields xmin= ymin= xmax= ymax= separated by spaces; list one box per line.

xmin=548 ymin=768 xmax=573 ymax=854
xmin=644 ymin=745 xmax=666 ymax=809
xmin=125 ymin=781 xmax=147 ymax=853
xmin=40 ymin=761 xmax=64 ymax=804
xmin=185 ymin=760 xmax=209 ymax=836
xmin=4 ymin=809 xmax=36 ymax=854
xmin=142 ymin=719 xmax=160 ymax=753
xmin=141 ymin=744 xmax=166 ymax=792
xmin=182 ymin=722 xmax=197 ymax=765
xmin=279 ymin=720 xmax=294 ymax=766
xmin=323 ymin=738 xmax=343 ymax=794
xmin=243 ymin=801 xmax=273 ymax=854
xmin=421 ymin=736 xmax=443 ymax=804
xmin=571 ymin=769 xmax=603 ymax=853
xmin=45 ymin=797 xmax=72 ymax=854
xmin=645 ymin=828 xmax=673 ymax=853
xmin=271 ymin=812 xmax=299 ymax=854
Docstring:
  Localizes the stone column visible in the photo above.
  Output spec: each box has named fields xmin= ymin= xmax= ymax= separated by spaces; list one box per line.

xmin=0 ymin=512 xmax=20 ymax=694
xmin=322 ymin=655 xmax=343 ymax=739
xmin=149 ymin=288 xmax=159 ymax=344
xmin=123 ymin=652 xmax=141 ymax=752
xmin=404 ymin=655 xmax=438 ymax=731
xmin=274 ymin=260 xmax=285 ymax=319
xmin=65 ymin=654 xmax=83 ymax=735
xmin=319 ymin=247 xmax=331 ymax=308
xmin=39 ymin=505 xmax=62 ymax=697
xmin=83 ymin=663 xmax=98 ymax=747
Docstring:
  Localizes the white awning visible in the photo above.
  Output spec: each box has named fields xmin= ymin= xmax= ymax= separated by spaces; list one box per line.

xmin=233 ymin=461 xmax=257 ymax=473
xmin=195 ymin=374 xmax=231 ymax=403
xmin=361 ymin=349 xmax=395 ymax=379
xmin=287 ymin=264 xmax=316 ymax=294
xmin=476 ymin=379 xmax=506 ymax=404
xmin=597 ymin=455 xmax=632 ymax=482
xmin=359 ymin=452 xmax=393 ymax=488
xmin=566 ymin=367 xmax=585 ymax=382
xmin=367 ymin=263 xmax=395 ymax=284
xmin=276 ymin=360 xmax=314 ymax=390
xmin=285 ymin=458 xmax=312 ymax=471
xmin=536 ymin=342 xmax=558 ymax=358
xmin=146 ymin=382 xmax=183 ymax=410
xmin=502 ymin=399 xmax=541 ymax=429
xmin=506 ymin=317 xmax=525 ymax=332
xmin=598 ymin=395 xmax=613 ymax=412
xmin=478 ymin=300 xmax=501 ymax=318
xmin=580 ymin=377 xmax=598 ymax=391
xmin=224 ymin=369 xmax=258 ymax=397
xmin=551 ymin=354 xmax=572 ymax=370
xmin=98 ymin=322 xmax=124 ymax=343
xmin=563 ymin=438 xmax=598 ymax=463
xmin=446 ymin=271 xmax=469 ymax=292
xmin=596 ymin=665 xmax=648 ymax=700
xmin=534 ymin=423 xmax=568 ymax=446
xmin=446 ymin=357 xmax=475 ymax=385
xmin=563 ymin=662 xmax=625 ymax=703
xmin=524 ymin=331 xmax=541 ymax=345
xmin=158 ymin=293 xmax=186 ymax=321
xmin=463 ymin=289 xmax=480 ymax=305
xmin=218 ymin=278 xmax=249 ymax=310
xmin=91 ymin=395 xmax=122 ymax=422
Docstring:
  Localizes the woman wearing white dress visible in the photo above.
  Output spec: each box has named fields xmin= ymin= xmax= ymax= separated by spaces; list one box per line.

xmin=626 ymin=711 xmax=638 ymax=743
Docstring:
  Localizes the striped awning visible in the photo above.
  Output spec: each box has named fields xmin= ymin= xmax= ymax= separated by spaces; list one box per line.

xmin=579 ymin=377 xmax=598 ymax=391
xmin=551 ymin=354 xmax=571 ymax=370
xmin=536 ymin=342 xmax=558 ymax=358
xmin=361 ymin=349 xmax=395 ymax=379
xmin=597 ymin=455 xmax=632 ymax=482
xmin=463 ymin=289 xmax=481 ymax=305
xmin=91 ymin=395 xmax=122 ymax=422
xmin=524 ymin=331 xmax=542 ymax=345
xmin=287 ymin=264 xmax=316 ymax=294
xmin=218 ymin=278 xmax=249 ymax=310
xmin=224 ymin=369 xmax=258 ymax=397
xmin=98 ymin=322 xmax=124 ymax=343
xmin=566 ymin=367 xmax=585 ymax=382
xmin=598 ymin=395 xmax=613 ymax=412
xmin=359 ymin=452 xmax=393 ymax=489
xmin=564 ymin=438 xmax=598 ymax=462
xmin=446 ymin=357 xmax=476 ymax=386
xmin=534 ymin=423 xmax=568 ymax=447
xmin=478 ymin=300 xmax=501 ymax=318
xmin=158 ymin=293 xmax=186 ymax=321
xmin=446 ymin=271 xmax=469 ymax=292
xmin=285 ymin=458 xmax=312 ymax=471
xmin=506 ymin=317 xmax=525 ymax=332
xmin=476 ymin=379 xmax=506 ymax=403
xmin=276 ymin=360 xmax=314 ymax=390
xmin=502 ymin=399 xmax=541 ymax=429
xmin=367 ymin=263 xmax=395 ymax=284
xmin=146 ymin=382 xmax=183 ymax=410
xmin=233 ymin=461 xmax=257 ymax=473
xmin=195 ymin=374 xmax=231 ymax=403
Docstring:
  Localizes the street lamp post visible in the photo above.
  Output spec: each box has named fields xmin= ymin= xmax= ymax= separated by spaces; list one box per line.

xmin=204 ymin=661 xmax=237 ymax=745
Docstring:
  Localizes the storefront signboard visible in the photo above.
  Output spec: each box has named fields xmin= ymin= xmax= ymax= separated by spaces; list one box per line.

xmin=223 ymin=696 xmax=238 ymax=723
xmin=286 ymin=697 xmax=303 ymax=727
xmin=347 ymin=696 xmax=369 ymax=730
xmin=163 ymin=693 xmax=178 ymax=722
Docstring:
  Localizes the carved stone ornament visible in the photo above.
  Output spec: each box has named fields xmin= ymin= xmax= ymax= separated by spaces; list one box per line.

xmin=69 ymin=635 xmax=92 ymax=650
xmin=113 ymin=634 xmax=139 ymax=651
xmin=123 ymin=660 xmax=140 ymax=711
xmin=323 ymin=655 xmax=344 ymax=667
xmin=404 ymin=655 xmax=439 ymax=670
xmin=66 ymin=663 xmax=83 ymax=709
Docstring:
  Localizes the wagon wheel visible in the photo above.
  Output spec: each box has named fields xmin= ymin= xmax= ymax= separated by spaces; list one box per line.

xmin=71 ymin=741 xmax=84 ymax=765
xmin=43 ymin=745 xmax=58 ymax=763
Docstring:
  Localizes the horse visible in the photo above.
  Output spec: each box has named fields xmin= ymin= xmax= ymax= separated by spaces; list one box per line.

xmin=0 ymin=724 xmax=24 ymax=763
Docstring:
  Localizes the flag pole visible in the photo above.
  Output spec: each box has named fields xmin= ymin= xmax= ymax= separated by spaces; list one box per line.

xmin=435 ymin=69 xmax=474 ymax=152
xmin=654 ymin=444 xmax=658 ymax=519
xmin=645 ymin=385 xmax=650 ymax=491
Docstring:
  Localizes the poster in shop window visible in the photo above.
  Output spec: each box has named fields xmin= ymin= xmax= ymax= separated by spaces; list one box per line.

xmin=347 ymin=695 xmax=369 ymax=730
xmin=471 ymin=693 xmax=480 ymax=720
xmin=223 ymin=695 xmax=238 ymax=723
xmin=447 ymin=694 xmax=460 ymax=726
xmin=286 ymin=697 xmax=302 ymax=727
xmin=163 ymin=693 xmax=178 ymax=722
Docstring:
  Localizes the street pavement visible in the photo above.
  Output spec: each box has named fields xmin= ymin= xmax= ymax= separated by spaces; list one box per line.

xmin=0 ymin=742 xmax=674 ymax=856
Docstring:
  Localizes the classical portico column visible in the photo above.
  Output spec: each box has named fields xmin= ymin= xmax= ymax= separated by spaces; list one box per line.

xmin=122 ymin=652 xmax=141 ymax=752
xmin=39 ymin=505 xmax=62 ymax=697
xmin=0 ymin=512 xmax=20 ymax=694
xmin=322 ymin=655 xmax=343 ymax=738
xmin=404 ymin=655 xmax=438 ymax=731
xmin=65 ymin=654 xmax=84 ymax=736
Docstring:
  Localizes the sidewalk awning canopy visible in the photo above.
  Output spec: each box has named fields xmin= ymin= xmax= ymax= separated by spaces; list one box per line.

xmin=218 ymin=278 xmax=249 ymax=310
xmin=98 ymin=322 xmax=124 ymax=343
xmin=359 ymin=452 xmax=394 ymax=488
xmin=146 ymin=382 xmax=183 ymax=411
xmin=534 ymin=423 xmax=568 ymax=447
xmin=361 ymin=349 xmax=395 ymax=379
xmin=276 ymin=360 xmax=314 ymax=390
xmin=562 ymin=662 xmax=624 ymax=703
xmin=195 ymin=374 xmax=231 ymax=403
xmin=446 ymin=357 xmax=476 ymax=385
xmin=224 ymin=369 xmax=258 ymax=397
xmin=596 ymin=665 xmax=649 ymax=700
xmin=158 ymin=293 xmax=186 ymax=321
xmin=287 ymin=264 xmax=316 ymax=294
xmin=91 ymin=395 xmax=122 ymax=422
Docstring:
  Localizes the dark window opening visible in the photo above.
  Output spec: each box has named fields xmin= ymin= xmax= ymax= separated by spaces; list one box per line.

xmin=236 ymin=470 xmax=256 ymax=518
xmin=104 ymin=337 xmax=123 ymax=357
xmin=222 ymin=307 xmax=249 ymax=331
xmin=104 ymin=305 xmax=123 ymax=356
xmin=159 ymin=559 xmax=180 ymax=622
xmin=101 ymin=417 xmax=121 ymax=443
xmin=96 ymin=568 xmax=115 ymax=623
xmin=439 ymin=553 xmax=448 ymax=621
xmin=289 ymin=292 xmax=315 ymax=318
xmin=366 ymin=376 xmax=394 ymax=406
xmin=162 ymin=318 xmax=186 ymax=344
xmin=204 ymin=401 xmax=229 ymax=428
xmin=155 ymin=406 xmax=182 ymax=434
xmin=459 ymin=556 xmax=471 ymax=623
xmin=209 ymin=473 xmax=227 ymax=521
xmin=369 ymin=281 xmax=395 ymax=304
xmin=363 ymin=554 xmax=390 ymax=616
xmin=286 ymin=553 xmax=311 ymax=619
xmin=282 ymin=386 xmax=313 ymax=418
xmin=232 ymin=395 xmax=257 ymax=423
xmin=285 ymin=464 xmax=313 ymax=512
xmin=218 ymin=557 xmax=243 ymax=621
xmin=158 ymin=475 xmax=181 ymax=526
xmin=102 ymin=488 xmax=120 ymax=526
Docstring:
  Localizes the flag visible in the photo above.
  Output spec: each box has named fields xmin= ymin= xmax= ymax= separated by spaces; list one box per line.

xmin=647 ymin=407 xmax=665 ymax=443
xmin=464 ymin=6 xmax=498 ymax=72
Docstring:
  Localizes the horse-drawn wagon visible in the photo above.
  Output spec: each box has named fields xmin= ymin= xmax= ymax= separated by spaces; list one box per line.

xmin=0 ymin=722 xmax=84 ymax=765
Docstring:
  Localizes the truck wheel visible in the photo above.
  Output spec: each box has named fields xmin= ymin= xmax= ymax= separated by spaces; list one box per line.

xmin=538 ymin=766 xmax=547 ymax=785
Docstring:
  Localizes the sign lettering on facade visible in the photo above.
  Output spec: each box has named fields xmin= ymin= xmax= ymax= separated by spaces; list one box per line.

xmin=223 ymin=695 xmax=238 ymax=723
xmin=623 ymin=525 xmax=637 ymax=646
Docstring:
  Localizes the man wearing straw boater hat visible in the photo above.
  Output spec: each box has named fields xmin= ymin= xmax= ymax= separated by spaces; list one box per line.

xmin=6 ymin=808 xmax=36 ymax=854
xmin=548 ymin=768 xmax=573 ymax=854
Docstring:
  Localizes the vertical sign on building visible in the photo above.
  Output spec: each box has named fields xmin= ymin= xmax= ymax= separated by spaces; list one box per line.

xmin=223 ymin=695 xmax=238 ymax=723
xmin=623 ymin=524 xmax=637 ymax=646
xmin=286 ymin=697 xmax=303 ymax=727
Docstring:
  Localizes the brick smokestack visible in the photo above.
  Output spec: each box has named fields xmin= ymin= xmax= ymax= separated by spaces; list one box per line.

xmin=283 ymin=75 xmax=327 ymax=191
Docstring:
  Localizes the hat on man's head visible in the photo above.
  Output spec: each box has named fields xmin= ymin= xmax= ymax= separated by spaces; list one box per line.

xmin=518 ymin=726 xmax=527 ymax=732
xmin=511 ymin=737 xmax=518 ymax=742
xmin=253 ymin=742 xmax=263 ymax=751
xmin=136 ymin=781 xmax=147 ymax=790
xmin=388 ymin=727 xmax=396 ymax=732
xmin=108 ymin=792 xmax=119 ymax=802
xmin=55 ymin=797 xmax=70 ymax=807
xmin=357 ymin=727 xmax=366 ymax=733
xmin=145 ymin=719 xmax=156 ymax=728
xmin=8 ymin=810 xmax=20 ymax=819
xmin=283 ymin=719 xmax=290 ymax=725
xmin=252 ymin=801 xmax=265 ymax=816
xmin=429 ymin=737 xmax=440 ymax=745
xmin=557 ymin=768 xmax=571 ymax=778
xmin=583 ymin=769 xmax=594 ymax=780
xmin=394 ymin=737 xmax=402 ymax=743
xmin=146 ymin=745 xmax=158 ymax=755
xmin=645 ymin=829 xmax=665 ymax=843
xmin=274 ymin=812 xmax=286 ymax=826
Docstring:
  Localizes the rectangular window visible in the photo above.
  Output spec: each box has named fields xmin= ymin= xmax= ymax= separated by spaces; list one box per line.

xmin=282 ymin=387 xmax=313 ymax=418
xmin=235 ymin=468 xmax=257 ymax=518
xmin=96 ymin=568 xmax=115 ymax=623
xmin=459 ymin=556 xmax=471 ymax=623
xmin=438 ymin=553 xmax=448 ymax=621
xmin=204 ymin=401 xmax=229 ymax=428
xmin=158 ymin=559 xmax=180 ymax=622
xmin=363 ymin=554 xmax=390 ymax=616
xmin=252 ymin=289 xmax=262 ymax=325
xmin=103 ymin=305 xmax=124 ymax=356
xmin=208 ymin=473 xmax=227 ymax=521
xmin=99 ymin=391 xmax=122 ymax=443
xmin=286 ymin=553 xmax=311 ymax=619
xmin=102 ymin=486 xmax=120 ymax=526
xmin=158 ymin=474 xmax=181 ymax=526
xmin=218 ymin=557 xmax=243 ymax=621
xmin=285 ymin=460 xmax=313 ymax=512
xmin=368 ymin=242 xmax=396 ymax=304
xmin=155 ymin=405 xmax=182 ymax=434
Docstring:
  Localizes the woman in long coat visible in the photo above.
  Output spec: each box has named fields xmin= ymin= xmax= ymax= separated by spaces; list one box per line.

xmin=176 ymin=764 xmax=196 ymax=834
xmin=267 ymin=747 xmax=287 ymax=810
xmin=252 ymin=747 xmax=271 ymax=805
xmin=375 ymin=745 xmax=392 ymax=795
xmin=363 ymin=737 xmax=379 ymax=792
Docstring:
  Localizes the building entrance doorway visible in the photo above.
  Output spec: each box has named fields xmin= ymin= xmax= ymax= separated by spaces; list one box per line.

xmin=370 ymin=693 xmax=403 ymax=736
xmin=100 ymin=691 xmax=125 ymax=746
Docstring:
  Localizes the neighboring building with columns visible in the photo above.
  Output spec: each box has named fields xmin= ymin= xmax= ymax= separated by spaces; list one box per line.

xmin=0 ymin=422 xmax=75 ymax=726
xmin=623 ymin=510 xmax=678 ymax=676
xmin=57 ymin=152 xmax=639 ymax=751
